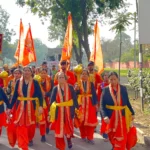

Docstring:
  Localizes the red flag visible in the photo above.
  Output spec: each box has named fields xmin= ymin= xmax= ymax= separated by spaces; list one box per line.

xmin=61 ymin=12 xmax=72 ymax=62
xmin=22 ymin=24 xmax=36 ymax=66
xmin=90 ymin=20 xmax=104 ymax=74
xmin=0 ymin=34 xmax=3 ymax=54
xmin=14 ymin=19 xmax=24 ymax=64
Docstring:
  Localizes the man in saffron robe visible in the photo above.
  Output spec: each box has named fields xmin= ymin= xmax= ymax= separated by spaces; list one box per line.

xmin=100 ymin=71 xmax=135 ymax=150
xmin=8 ymin=66 xmax=43 ymax=150
xmin=49 ymin=71 xmax=78 ymax=150
xmin=54 ymin=60 xmax=76 ymax=86
xmin=87 ymin=61 xmax=102 ymax=91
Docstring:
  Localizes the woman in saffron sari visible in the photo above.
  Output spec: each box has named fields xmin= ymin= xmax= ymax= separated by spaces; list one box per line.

xmin=49 ymin=71 xmax=78 ymax=150
xmin=100 ymin=71 xmax=135 ymax=150
xmin=8 ymin=66 xmax=43 ymax=150
xmin=75 ymin=69 xmax=98 ymax=144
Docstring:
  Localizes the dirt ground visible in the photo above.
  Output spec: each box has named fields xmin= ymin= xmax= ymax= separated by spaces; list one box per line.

xmin=120 ymin=77 xmax=150 ymax=137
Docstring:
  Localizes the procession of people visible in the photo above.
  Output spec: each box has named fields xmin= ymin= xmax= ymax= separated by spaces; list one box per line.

xmin=0 ymin=59 xmax=136 ymax=150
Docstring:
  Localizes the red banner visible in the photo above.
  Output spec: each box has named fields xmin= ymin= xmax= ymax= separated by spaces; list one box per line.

xmin=0 ymin=34 xmax=3 ymax=54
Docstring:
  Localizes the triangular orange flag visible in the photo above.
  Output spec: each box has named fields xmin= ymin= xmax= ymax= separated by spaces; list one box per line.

xmin=90 ymin=20 xmax=104 ymax=74
xmin=14 ymin=19 xmax=24 ymax=64
xmin=61 ymin=12 xmax=72 ymax=62
xmin=22 ymin=24 xmax=36 ymax=66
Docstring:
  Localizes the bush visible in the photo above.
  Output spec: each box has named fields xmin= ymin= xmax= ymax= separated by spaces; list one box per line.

xmin=127 ymin=69 xmax=150 ymax=102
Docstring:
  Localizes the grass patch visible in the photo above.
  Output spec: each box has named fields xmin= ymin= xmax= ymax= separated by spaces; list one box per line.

xmin=104 ymin=68 xmax=128 ymax=77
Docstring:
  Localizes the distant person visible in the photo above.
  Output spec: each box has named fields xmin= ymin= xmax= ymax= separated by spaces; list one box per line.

xmin=41 ymin=61 xmax=51 ymax=76
xmin=51 ymin=65 xmax=57 ymax=80
xmin=3 ymin=64 xmax=10 ymax=75
xmin=54 ymin=60 xmax=76 ymax=86
xmin=31 ymin=65 xmax=36 ymax=75
xmin=35 ymin=67 xmax=41 ymax=75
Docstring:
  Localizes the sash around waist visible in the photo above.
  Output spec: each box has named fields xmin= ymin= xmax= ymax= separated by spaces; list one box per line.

xmin=17 ymin=97 xmax=38 ymax=101
xmin=106 ymin=104 xmax=132 ymax=131
xmin=49 ymin=99 xmax=73 ymax=122
xmin=0 ymin=101 xmax=4 ymax=105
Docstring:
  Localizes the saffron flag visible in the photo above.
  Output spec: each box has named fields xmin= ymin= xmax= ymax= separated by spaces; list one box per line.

xmin=22 ymin=24 xmax=36 ymax=66
xmin=0 ymin=34 xmax=3 ymax=54
xmin=14 ymin=19 xmax=24 ymax=64
xmin=90 ymin=20 xmax=104 ymax=74
xmin=61 ymin=12 xmax=72 ymax=62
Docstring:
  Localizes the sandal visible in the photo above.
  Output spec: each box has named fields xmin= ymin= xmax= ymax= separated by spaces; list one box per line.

xmin=67 ymin=139 xmax=73 ymax=149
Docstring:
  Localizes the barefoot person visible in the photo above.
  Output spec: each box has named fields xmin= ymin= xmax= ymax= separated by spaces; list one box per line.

xmin=100 ymin=71 xmax=135 ymax=150
xmin=49 ymin=71 xmax=78 ymax=150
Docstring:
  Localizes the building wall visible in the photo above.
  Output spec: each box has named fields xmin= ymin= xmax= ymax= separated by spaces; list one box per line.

xmin=105 ymin=61 xmax=150 ymax=69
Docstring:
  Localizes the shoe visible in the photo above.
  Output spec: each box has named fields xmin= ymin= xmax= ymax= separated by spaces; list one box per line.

xmin=67 ymin=139 xmax=72 ymax=149
xmin=87 ymin=139 xmax=95 ymax=145
xmin=104 ymin=138 xmax=109 ymax=142
xmin=46 ymin=128 xmax=49 ymax=134
xmin=41 ymin=135 xmax=46 ymax=142
xmin=28 ymin=140 xmax=33 ymax=146
xmin=81 ymin=138 xmax=87 ymax=142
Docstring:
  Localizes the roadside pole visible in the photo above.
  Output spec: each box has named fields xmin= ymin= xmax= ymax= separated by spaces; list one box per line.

xmin=138 ymin=0 xmax=150 ymax=112
xmin=134 ymin=12 xmax=137 ymax=68
xmin=139 ymin=44 xmax=144 ymax=111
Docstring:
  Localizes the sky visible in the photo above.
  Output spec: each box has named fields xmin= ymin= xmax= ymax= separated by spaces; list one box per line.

xmin=0 ymin=0 xmax=136 ymax=48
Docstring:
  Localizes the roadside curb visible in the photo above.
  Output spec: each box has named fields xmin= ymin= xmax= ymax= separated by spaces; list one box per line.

xmin=136 ymin=127 xmax=150 ymax=147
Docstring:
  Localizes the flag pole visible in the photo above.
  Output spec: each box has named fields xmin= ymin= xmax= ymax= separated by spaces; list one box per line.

xmin=68 ymin=11 xmax=71 ymax=70
xmin=93 ymin=20 xmax=97 ymax=65
xmin=18 ymin=18 xmax=22 ymax=67
xmin=29 ymin=23 xmax=37 ymax=67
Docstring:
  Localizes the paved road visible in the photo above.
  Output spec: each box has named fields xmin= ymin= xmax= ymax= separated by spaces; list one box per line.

xmin=0 ymin=116 xmax=148 ymax=150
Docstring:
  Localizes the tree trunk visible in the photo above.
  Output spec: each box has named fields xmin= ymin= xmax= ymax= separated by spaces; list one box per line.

xmin=135 ymin=0 xmax=138 ymax=14
xmin=73 ymin=42 xmax=82 ymax=64
xmin=80 ymin=0 xmax=90 ymax=60
xmin=119 ymin=31 xmax=122 ymax=80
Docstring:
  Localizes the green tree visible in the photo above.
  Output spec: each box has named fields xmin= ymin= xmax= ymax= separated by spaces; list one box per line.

xmin=0 ymin=5 xmax=15 ymax=42
xmin=16 ymin=0 xmax=125 ymax=63
xmin=0 ymin=5 xmax=16 ymax=63
xmin=110 ymin=11 xmax=133 ymax=79
xmin=101 ymin=32 xmax=133 ymax=63
xmin=33 ymin=38 xmax=48 ymax=65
